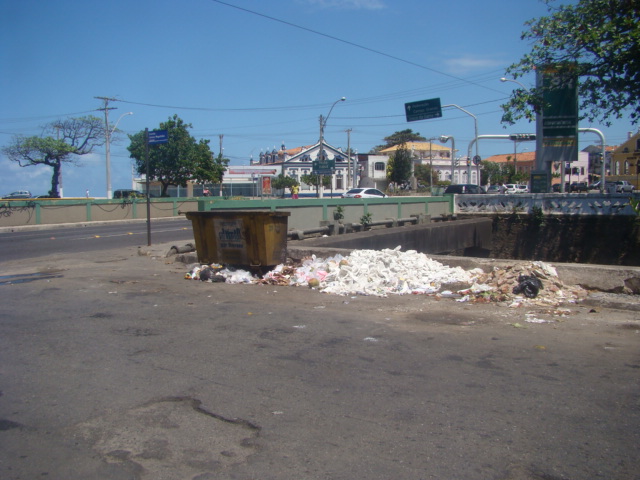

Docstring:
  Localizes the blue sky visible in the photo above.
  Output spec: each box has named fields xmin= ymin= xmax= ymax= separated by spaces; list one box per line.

xmin=0 ymin=0 xmax=635 ymax=197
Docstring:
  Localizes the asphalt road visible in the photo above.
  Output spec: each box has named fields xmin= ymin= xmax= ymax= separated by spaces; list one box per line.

xmin=0 ymin=218 xmax=195 ymax=262
xmin=0 ymin=242 xmax=639 ymax=479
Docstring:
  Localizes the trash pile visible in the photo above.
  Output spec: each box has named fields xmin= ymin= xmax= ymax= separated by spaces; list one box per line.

xmin=263 ymin=248 xmax=478 ymax=296
xmin=185 ymin=247 xmax=587 ymax=306
xmin=465 ymin=261 xmax=588 ymax=306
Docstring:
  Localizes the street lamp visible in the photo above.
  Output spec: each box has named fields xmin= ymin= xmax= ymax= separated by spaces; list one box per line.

xmin=317 ymin=97 xmax=346 ymax=198
xmin=440 ymin=135 xmax=456 ymax=184
xmin=444 ymin=104 xmax=478 ymax=185
xmin=105 ymin=111 xmax=133 ymax=199
xmin=500 ymin=77 xmax=529 ymax=91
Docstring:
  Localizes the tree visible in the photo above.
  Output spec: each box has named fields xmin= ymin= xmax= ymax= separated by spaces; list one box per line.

xmin=127 ymin=115 xmax=226 ymax=197
xmin=414 ymin=163 xmax=434 ymax=187
xmin=272 ymin=174 xmax=298 ymax=197
xmin=370 ymin=129 xmax=427 ymax=153
xmin=2 ymin=116 xmax=106 ymax=197
xmin=501 ymin=0 xmax=640 ymax=126
xmin=386 ymin=142 xmax=413 ymax=186
xmin=480 ymin=161 xmax=503 ymax=186
xmin=301 ymin=173 xmax=331 ymax=190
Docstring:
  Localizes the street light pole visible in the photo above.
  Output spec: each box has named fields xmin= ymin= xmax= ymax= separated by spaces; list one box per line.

xmin=444 ymin=104 xmax=478 ymax=184
xmin=345 ymin=128 xmax=352 ymax=189
xmin=317 ymin=97 xmax=345 ymax=198
xmin=104 ymin=111 xmax=133 ymax=199
xmin=440 ymin=135 xmax=456 ymax=184
xmin=426 ymin=137 xmax=438 ymax=192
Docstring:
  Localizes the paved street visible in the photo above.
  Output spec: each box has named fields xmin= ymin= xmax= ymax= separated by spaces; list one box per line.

xmin=0 ymin=218 xmax=194 ymax=262
xmin=0 ymin=243 xmax=639 ymax=479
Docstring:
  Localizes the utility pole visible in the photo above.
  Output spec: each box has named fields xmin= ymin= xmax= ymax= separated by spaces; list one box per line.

xmin=345 ymin=128 xmax=352 ymax=189
xmin=95 ymin=96 xmax=117 ymax=199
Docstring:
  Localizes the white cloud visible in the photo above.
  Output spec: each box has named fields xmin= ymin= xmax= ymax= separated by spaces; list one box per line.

xmin=303 ymin=0 xmax=385 ymax=10
xmin=444 ymin=56 xmax=504 ymax=74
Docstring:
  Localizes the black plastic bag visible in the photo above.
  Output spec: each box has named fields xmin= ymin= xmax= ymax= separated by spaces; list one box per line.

xmin=512 ymin=275 xmax=543 ymax=298
xmin=200 ymin=266 xmax=225 ymax=282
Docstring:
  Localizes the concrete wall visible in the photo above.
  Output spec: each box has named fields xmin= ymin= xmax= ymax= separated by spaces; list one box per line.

xmin=288 ymin=218 xmax=492 ymax=256
xmin=193 ymin=196 xmax=452 ymax=231
xmin=0 ymin=196 xmax=451 ymax=231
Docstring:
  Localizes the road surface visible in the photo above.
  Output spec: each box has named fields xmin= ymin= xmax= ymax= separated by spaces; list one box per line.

xmin=0 ymin=242 xmax=638 ymax=479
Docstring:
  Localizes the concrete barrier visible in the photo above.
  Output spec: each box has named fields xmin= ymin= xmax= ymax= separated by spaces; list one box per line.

xmin=0 ymin=196 xmax=451 ymax=231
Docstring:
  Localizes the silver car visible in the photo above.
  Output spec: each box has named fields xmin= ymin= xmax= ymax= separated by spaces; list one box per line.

xmin=2 ymin=190 xmax=32 ymax=199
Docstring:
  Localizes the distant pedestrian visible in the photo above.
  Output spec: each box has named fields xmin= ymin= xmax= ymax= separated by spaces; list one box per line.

xmin=291 ymin=184 xmax=299 ymax=199
xmin=86 ymin=189 xmax=89 ymax=198
xmin=498 ymin=183 xmax=506 ymax=194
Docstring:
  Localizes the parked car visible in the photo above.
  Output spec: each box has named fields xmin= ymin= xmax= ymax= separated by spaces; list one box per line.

xmin=443 ymin=184 xmax=485 ymax=194
xmin=485 ymin=185 xmax=501 ymax=194
xmin=341 ymin=188 xmax=387 ymax=199
xmin=588 ymin=181 xmax=601 ymax=191
xmin=570 ymin=182 xmax=589 ymax=193
xmin=2 ymin=190 xmax=32 ymax=199
xmin=611 ymin=181 xmax=634 ymax=193
xmin=515 ymin=185 xmax=529 ymax=194
xmin=504 ymin=184 xmax=518 ymax=194
xmin=552 ymin=183 xmax=571 ymax=192
xmin=113 ymin=189 xmax=147 ymax=199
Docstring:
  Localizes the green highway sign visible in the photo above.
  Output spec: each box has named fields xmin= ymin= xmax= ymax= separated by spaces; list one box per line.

xmin=405 ymin=98 xmax=442 ymax=122
xmin=312 ymin=159 xmax=335 ymax=175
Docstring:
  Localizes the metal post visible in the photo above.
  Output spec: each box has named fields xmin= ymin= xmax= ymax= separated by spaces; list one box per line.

xmin=104 ymin=108 xmax=112 ymax=199
xmin=440 ymin=136 xmax=456 ymax=184
xmin=429 ymin=140 xmax=433 ymax=189
xmin=578 ymin=128 xmax=607 ymax=193
xmin=318 ymin=114 xmax=324 ymax=198
xmin=145 ymin=128 xmax=151 ymax=246
xmin=444 ymin=104 xmax=477 ymax=184
xmin=317 ymin=97 xmax=345 ymax=198
xmin=346 ymin=128 xmax=352 ymax=189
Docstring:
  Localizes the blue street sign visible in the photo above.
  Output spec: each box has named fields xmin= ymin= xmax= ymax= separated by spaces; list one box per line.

xmin=148 ymin=129 xmax=168 ymax=145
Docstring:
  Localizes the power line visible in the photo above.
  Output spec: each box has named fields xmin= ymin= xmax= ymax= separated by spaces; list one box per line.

xmin=116 ymin=98 xmax=331 ymax=112
xmin=209 ymin=0 xmax=505 ymax=94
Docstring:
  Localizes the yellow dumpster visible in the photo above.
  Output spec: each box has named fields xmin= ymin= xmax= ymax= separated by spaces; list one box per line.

xmin=185 ymin=210 xmax=290 ymax=267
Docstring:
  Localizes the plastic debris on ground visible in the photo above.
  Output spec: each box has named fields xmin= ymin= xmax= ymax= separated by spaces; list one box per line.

xmin=185 ymin=263 xmax=256 ymax=284
xmin=261 ymin=247 xmax=475 ymax=297
xmin=184 ymin=248 xmax=587 ymax=307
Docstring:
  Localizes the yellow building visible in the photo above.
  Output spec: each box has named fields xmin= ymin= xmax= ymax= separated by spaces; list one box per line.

xmin=610 ymin=131 xmax=640 ymax=187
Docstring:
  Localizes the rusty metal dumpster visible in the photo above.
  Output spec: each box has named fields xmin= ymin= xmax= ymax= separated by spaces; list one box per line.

xmin=185 ymin=210 xmax=290 ymax=267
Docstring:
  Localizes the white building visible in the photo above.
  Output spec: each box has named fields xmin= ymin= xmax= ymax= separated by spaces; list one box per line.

xmin=357 ymin=141 xmax=459 ymax=188
xmin=253 ymin=141 xmax=356 ymax=197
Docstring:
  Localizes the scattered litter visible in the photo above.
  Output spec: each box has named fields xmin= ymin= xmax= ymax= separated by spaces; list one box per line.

xmin=183 ymin=248 xmax=587 ymax=307
xmin=525 ymin=317 xmax=549 ymax=324
xmin=363 ymin=337 xmax=379 ymax=342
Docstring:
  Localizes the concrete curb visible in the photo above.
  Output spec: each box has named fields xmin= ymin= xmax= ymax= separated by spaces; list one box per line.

xmin=0 ymin=216 xmax=188 ymax=234
xmin=161 ymin=242 xmax=640 ymax=311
